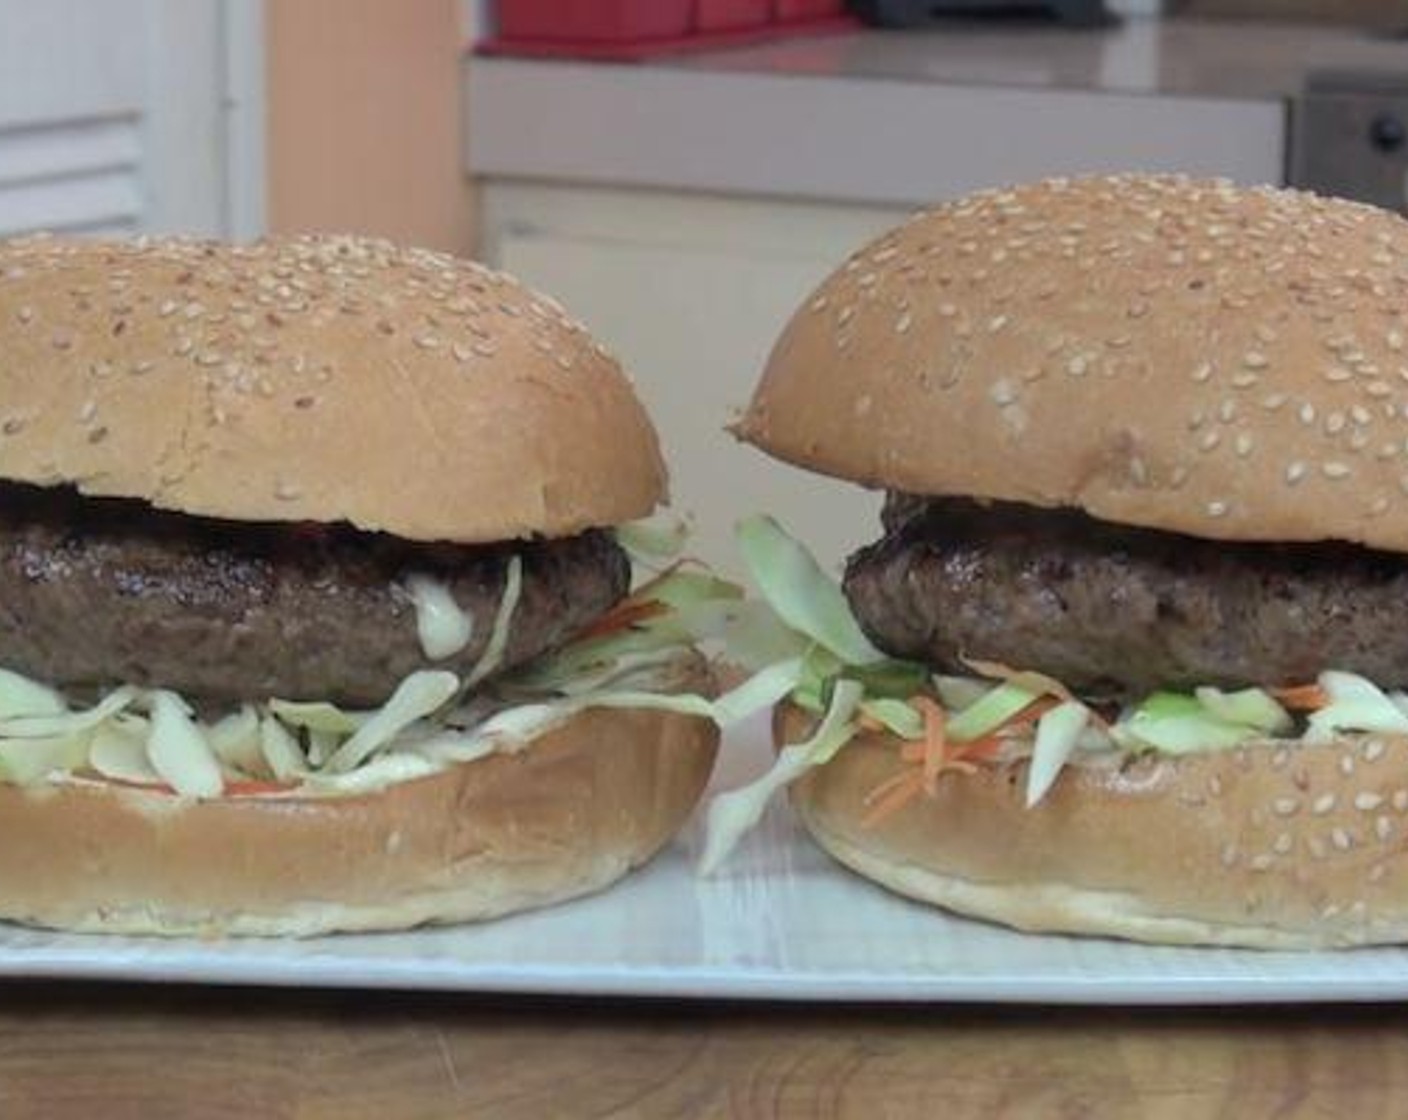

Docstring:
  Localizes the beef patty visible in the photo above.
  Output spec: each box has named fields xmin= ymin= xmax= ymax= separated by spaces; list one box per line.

xmin=844 ymin=494 xmax=1408 ymax=698
xmin=0 ymin=483 xmax=628 ymax=707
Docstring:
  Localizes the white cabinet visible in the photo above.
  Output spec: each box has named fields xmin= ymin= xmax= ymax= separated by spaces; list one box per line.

xmin=483 ymin=182 xmax=906 ymax=575
xmin=0 ymin=0 xmax=263 ymax=239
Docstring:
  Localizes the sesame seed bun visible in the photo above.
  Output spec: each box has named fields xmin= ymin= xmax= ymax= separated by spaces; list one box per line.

xmin=736 ymin=175 xmax=1408 ymax=551
xmin=0 ymin=658 xmax=718 ymax=937
xmin=0 ymin=234 xmax=666 ymax=543
xmin=781 ymin=705 xmax=1408 ymax=949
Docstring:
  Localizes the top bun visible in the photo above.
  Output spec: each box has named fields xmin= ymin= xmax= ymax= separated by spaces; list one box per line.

xmin=736 ymin=175 xmax=1408 ymax=551
xmin=0 ymin=234 xmax=666 ymax=543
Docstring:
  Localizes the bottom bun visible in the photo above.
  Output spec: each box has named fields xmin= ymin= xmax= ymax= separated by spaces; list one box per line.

xmin=782 ymin=705 xmax=1408 ymax=949
xmin=0 ymin=664 xmax=718 ymax=937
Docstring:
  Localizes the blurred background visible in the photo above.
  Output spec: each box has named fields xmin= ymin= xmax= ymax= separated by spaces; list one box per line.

xmin=3 ymin=0 xmax=1406 ymax=570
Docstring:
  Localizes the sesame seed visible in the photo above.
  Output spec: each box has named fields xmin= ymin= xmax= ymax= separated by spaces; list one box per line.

xmin=1231 ymin=372 xmax=1260 ymax=388
xmin=1313 ymin=793 xmax=1337 ymax=815
xmin=1326 ymin=412 xmax=1347 ymax=435
xmin=1366 ymin=740 xmax=1387 ymax=762
xmin=1206 ymin=500 xmax=1229 ymax=518
xmin=1325 ymin=366 xmax=1353 ymax=383
xmin=1191 ymin=362 xmax=1213 ymax=382
xmin=895 ymin=312 xmax=913 ymax=334
xmin=1332 ymin=827 xmax=1355 ymax=851
xmin=1249 ymin=854 xmax=1274 ymax=872
xmin=987 ymin=314 xmax=1008 ymax=333
xmin=938 ymin=303 xmax=956 ymax=318
xmin=16 ymin=306 xmax=33 ymax=324
xmin=1066 ymin=355 xmax=1088 ymax=377
xmin=1356 ymin=792 xmax=1384 ymax=811
xmin=1367 ymin=381 xmax=1393 ymax=398
xmin=1199 ymin=431 xmax=1221 ymax=452
xmin=1261 ymin=392 xmax=1288 ymax=411
xmin=1220 ymin=844 xmax=1238 ymax=868
xmin=1300 ymin=403 xmax=1317 ymax=425
xmin=1243 ymin=350 xmax=1269 ymax=369
xmin=1377 ymin=816 xmax=1394 ymax=842
xmin=1273 ymin=832 xmax=1294 ymax=855
xmin=274 ymin=481 xmax=301 ymax=501
xmin=1352 ymin=405 xmax=1372 ymax=425
xmin=990 ymin=379 xmax=1017 ymax=406
xmin=1285 ymin=462 xmax=1308 ymax=485
xmin=1273 ymin=797 xmax=1300 ymax=816
xmin=1322 ymin=461 xmax=1352 ymax=479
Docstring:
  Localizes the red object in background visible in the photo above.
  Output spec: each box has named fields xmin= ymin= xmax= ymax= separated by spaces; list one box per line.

xmin=695 ymin=0 xmax=771 ymax=31
xmin=481 ymin=0 xmax=856 ymax=61
xmin=496 ymin=0 xmax=692 ymax=41
xmin=775 ymin=0 xmax=844 ymax=18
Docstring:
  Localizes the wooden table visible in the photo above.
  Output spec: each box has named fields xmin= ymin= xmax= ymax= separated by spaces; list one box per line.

xmin=0 ymin=983 xmax=1404 ymax=1118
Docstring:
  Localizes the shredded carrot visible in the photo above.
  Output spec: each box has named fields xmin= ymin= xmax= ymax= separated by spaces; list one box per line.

xmin=914 ymin=696 xmax=948 ymax=796
xmin=95 ymin=775 xmax=297 ymax=797
xmin=576 ymin=597 xmax=671 ymax=641
xmin=863 ymin=689 xmax=1066 ymax=827
xmin=1271 ymin=683 xmax=1330 ymax=711
xmin=225 ymin=779 xmax=298 ymax=797
xmin=861 ymin=769 xmax=925 ymax=827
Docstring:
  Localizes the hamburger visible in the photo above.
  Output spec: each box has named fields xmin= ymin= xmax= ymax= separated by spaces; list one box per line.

xmin=708 ymin=175 xmax=1408 ymax=949
xmin=0 ymin=233 xmax=721 ymax=936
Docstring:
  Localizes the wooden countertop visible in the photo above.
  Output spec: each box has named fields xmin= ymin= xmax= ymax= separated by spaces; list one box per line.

xmin=2 ymin=983 xmax=1405 ymax=1117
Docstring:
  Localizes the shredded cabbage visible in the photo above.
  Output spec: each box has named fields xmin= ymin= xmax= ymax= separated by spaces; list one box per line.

xmin=736 ymin=514 xmax=884 ymax=666
xmin=326 ymin=671 xmax=461 ymax=773
xmin=700 ymin=679 xmax=864 ymax=875
xmin=146 ymin=691 xmax=224 ymax=798
xmin=1026 ymin=701 xmax=1091 ymax=807
xmin=465 ymin=556 xmax=523 ymax=687
xmin=1194 ymin=687 xmax=1291 ymax=734
xmin=1308 ymin=670 xmax=1408 ymax=741
xmin=615 ymin=512 xmax=691 ymax=571
xmin=946 ymin=681 xmax=1040 ymax=742
xmin=90 ymin=719 xmax=160 ymax=785
xmin=0 ymin=669 xmax=65 ymax=719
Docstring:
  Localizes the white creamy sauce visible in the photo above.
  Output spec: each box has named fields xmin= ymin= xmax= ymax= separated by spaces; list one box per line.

xmin=405 ymin=574 xmax=475 ymax=660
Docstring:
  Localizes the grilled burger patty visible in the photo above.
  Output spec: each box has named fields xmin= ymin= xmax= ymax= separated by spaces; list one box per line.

xmin=845 ymin=494 xmax=1408 ymax=698
xmin=0 ymin=483 xmax=628 ymax=707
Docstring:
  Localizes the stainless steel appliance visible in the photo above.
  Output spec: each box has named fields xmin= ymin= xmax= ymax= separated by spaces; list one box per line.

xmin=1291 ymin=69 xmax=1408 ymax=212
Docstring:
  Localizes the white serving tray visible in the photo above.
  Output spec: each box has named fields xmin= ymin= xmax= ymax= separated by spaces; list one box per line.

xmin=2 ymin=714 xmax=1407 ymax=1004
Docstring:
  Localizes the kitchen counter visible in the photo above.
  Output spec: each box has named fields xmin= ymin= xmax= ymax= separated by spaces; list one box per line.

xmin=466 ymin=18 xmax=1403 ymax=205
xmin=667 ymin=18 xmax=1406 ymax=102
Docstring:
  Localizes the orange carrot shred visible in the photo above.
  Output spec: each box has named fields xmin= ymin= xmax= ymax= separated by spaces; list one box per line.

xmin=914 ymin=696 xmax=948 ymax=796
xmin=576 ymin=597 xmax=670 ymax=641
xmin=1271 ymin=683 xmax=1330 ymax=711
xmin=861 ymin=770 xmax=925 ymax=827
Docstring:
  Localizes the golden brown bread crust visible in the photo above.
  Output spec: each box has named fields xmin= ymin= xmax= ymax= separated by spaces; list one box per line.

xmin=736 ymin=175 xmax=1408 ymax=551
xmin=0 ymin=234 xmax=666 ymax=542
xmin=778 ymin=705 xmax=1408 ymax=948
xmin=0 ymin=670 xmax=718 ymax=937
